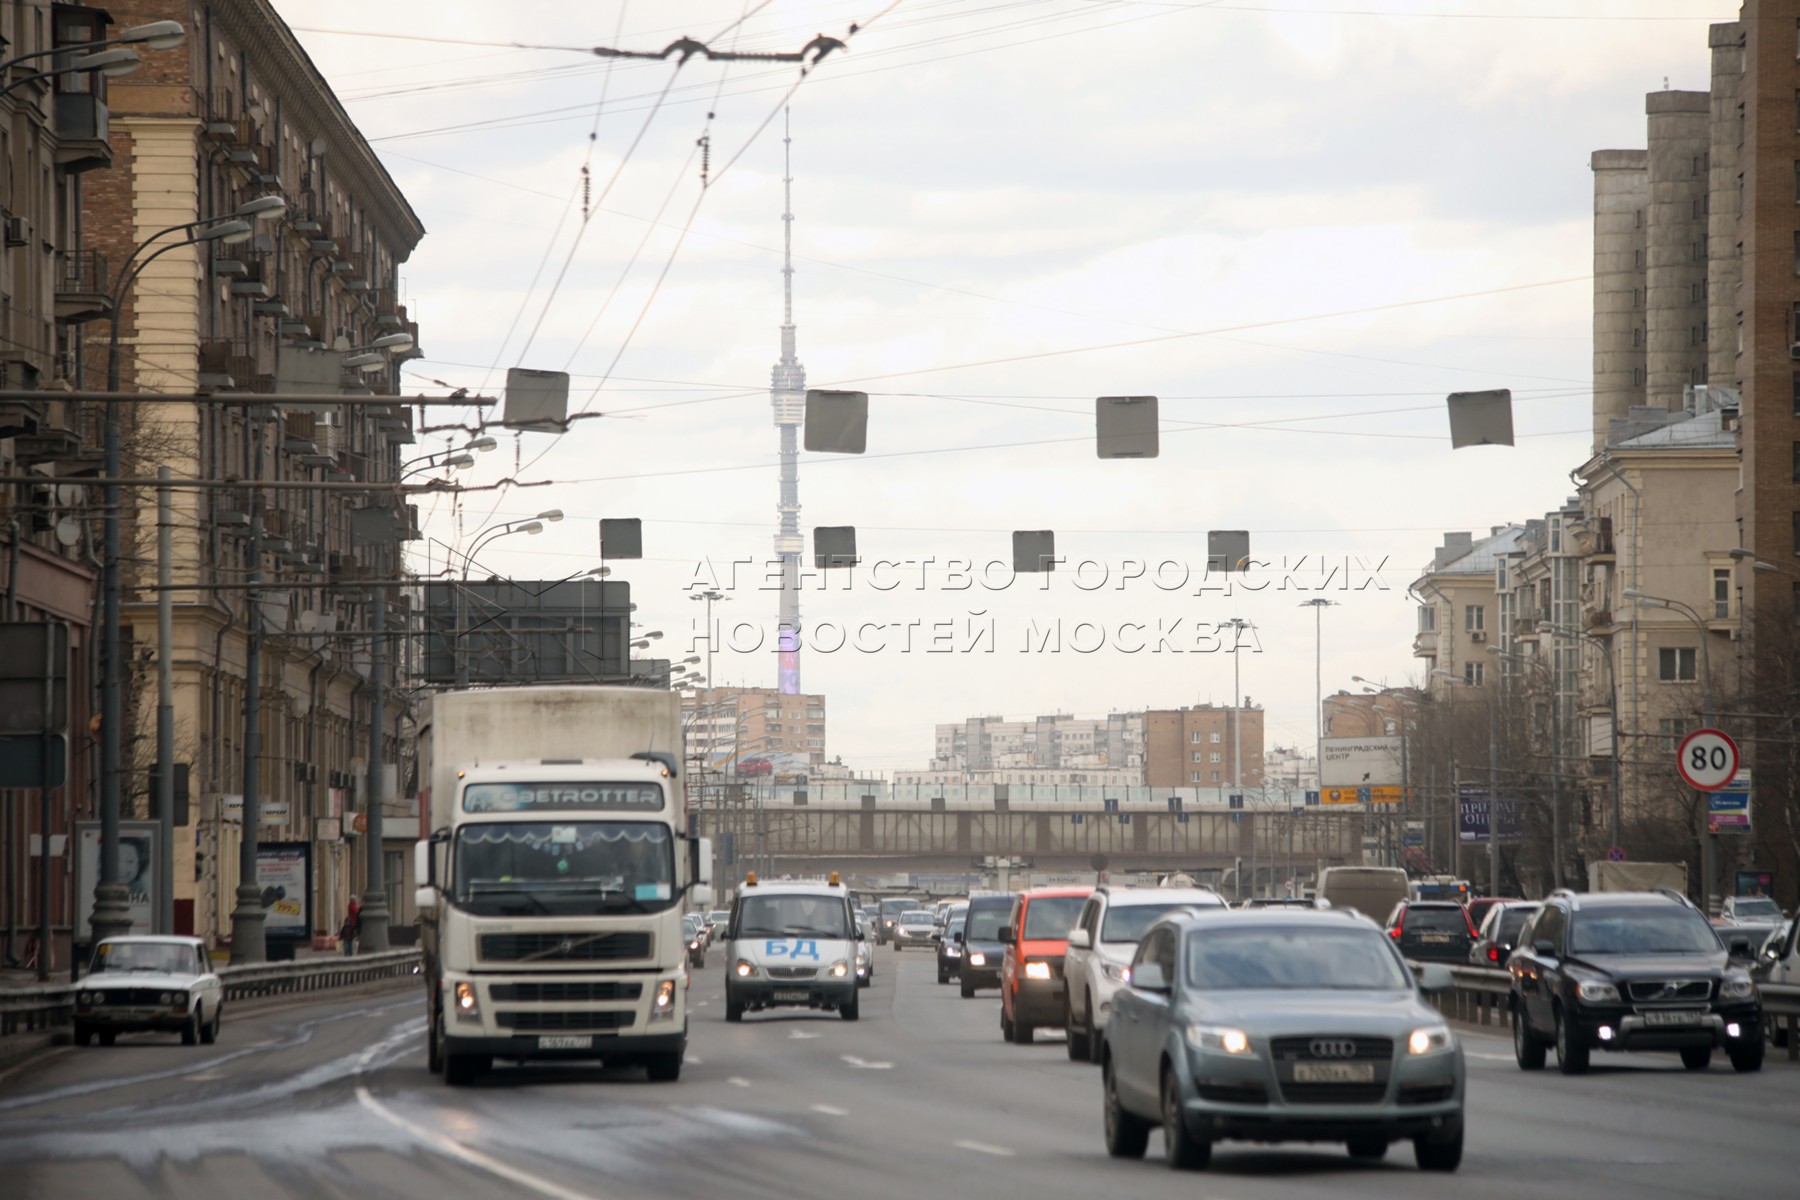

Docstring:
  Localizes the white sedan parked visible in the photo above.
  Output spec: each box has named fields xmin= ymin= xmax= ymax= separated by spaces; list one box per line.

xmin=74 ymin=935 xmax=224 ymax=1047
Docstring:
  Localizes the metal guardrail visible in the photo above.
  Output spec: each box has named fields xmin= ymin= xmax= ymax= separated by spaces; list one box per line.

xmin=0 ymin=949 xmax=420 ymax=1040
xmin=1412 ymin=960 xmax=1800 ymax=1062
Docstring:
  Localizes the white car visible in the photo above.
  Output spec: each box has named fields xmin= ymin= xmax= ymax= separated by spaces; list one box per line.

xmin=74 ymin=935 xmax=224 ymax=1047
xmin=854 ymin=914 xmax=875 ymax=988
xmin=1062 ymin=886 xmax=1227 ymax=1062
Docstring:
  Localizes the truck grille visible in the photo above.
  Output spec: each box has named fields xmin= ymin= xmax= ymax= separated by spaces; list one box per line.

xmin=88 ymin=988 xmax=174 ymax=1006
xmin=479 ymin=932 xmax=652 ymax=963
xmin=767 ymin=966 xmax=817 ymax=980
xmin=495 ymin=1010 xmax=636 ymax=1032
xmin=489 ymin=981 xmax=644 ymax=1003
xmin=1626 ymin=979 xmax=1712 ymax=1003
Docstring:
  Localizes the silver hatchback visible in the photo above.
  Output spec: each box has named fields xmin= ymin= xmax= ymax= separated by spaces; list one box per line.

xmin=1099 ymin=909 xmax=1464 ymax=1172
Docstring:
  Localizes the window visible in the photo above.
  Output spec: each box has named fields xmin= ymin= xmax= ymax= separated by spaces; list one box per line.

xmin=1692 ymin=155 xmax=1701 ymax=178
xmin=1418 ymin=605 xmax=1436 ymax=632
xmin=1635 ymin=248 xmax=1644 ymax=268
xmin=1190 ymin=771 xmax=1202 ymax=784
xmin=1691 ymin=282 xmax=1702 ymax=303
xmin=1714 ymin=568 xmax=1731 ymax=620
xmin=1792 ymin=372 xmax=1800 ymax=416
xmin=1209 ymin=731 xmax=1221 ymax=743
xmin=1634 ymin=287 xmax=1643 ymax=308
xmin=1208 ymin=752 xmax=1221 ymax=764
xmin=1465 ymin=605 xmax=1485 ymax=632
xmin=1635 ymin=208 xmax=1643 ymax=228
xmin=1633 ymin=367 xmax=1645 ymax=387
xmin=1190 ymin=731 xmax=1202 ymax=744
xmin=1659 ymin=647 xmax=1697 ymax=682
xmin=1192 ymin=751 xmax=1203 ymax=763
xmin=1691 ymin=325 xmax=1701 ymax=346
xmin=1633 ymin=326 xmax=1642 ymax=348
xmin=1463 ymin=661 xmax=1485 ymax=686
xmin=1794 ymin=509 xmax=1800 ymax=556
xmin=1210 ymin=771 xmax=1220 ymax=782
xmin=1737 ymin=312 xmax=1745 ymax=355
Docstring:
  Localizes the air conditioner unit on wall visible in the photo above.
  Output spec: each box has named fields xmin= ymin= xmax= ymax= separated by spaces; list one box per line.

xmin=1469 ymin=630 xmax=1486 ymax=643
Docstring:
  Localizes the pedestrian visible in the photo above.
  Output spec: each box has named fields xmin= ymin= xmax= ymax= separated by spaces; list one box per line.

xmin=340 ymin=897 xmax=361 ymax=957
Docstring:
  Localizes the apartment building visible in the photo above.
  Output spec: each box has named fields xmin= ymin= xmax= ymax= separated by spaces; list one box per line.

xmin=684 ymin=686 xmax=827 ymax=771
xmin=931 ymin=712 xmax=1145 ymax=776
xmin=83 ymin=0 xmax=425 ymax=943
xmin=1411 ymin=527 xmax=1525 ymax=697
xmin=1144 ymin=704 xmax=1264 ymax=790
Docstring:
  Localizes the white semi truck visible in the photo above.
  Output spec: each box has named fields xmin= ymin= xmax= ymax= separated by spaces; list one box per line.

xmin=412 ymin=686 xmax=712 ymax=1085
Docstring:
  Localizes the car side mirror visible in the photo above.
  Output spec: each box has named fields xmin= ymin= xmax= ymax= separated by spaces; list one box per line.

xmin=1532 ymin=939 xmax=1555 ymax=957
xmin=951 ymin=931 xmax=963 ymax=943
xmin=1131 ymin=962 xmax=1168 ymax=992
xmin=855 ymin=930 xmax=865 ymax=942
xmin=1416 ymin=963 xmax=1453 ymax=994
xmin=1067 ymin=928 xmax=1092 ymax=950
xmin=691 ymin=884 xmax=715 ymax=907
xmin=999 ymin=926 xmax=1016 ymax=945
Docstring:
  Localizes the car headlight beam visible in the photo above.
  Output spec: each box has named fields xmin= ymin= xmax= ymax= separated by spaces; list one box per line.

xmin=1408 ymin=1025 xmax=1452 ymax=1055
xmin=734 ymin=959 xmax=754 ymax=977
xmin=967 ymin=952 xmax=987 ymax=967
xmin=829 ymin=961 xmax=850 ymax=978
xmin=1024 ymin=961 xmax=1053 ymax=981
xmin=454 ymin=981 xmax=479 ymax=1017
xmin=1186 ymin=1023 xmax=1253 ymax=1055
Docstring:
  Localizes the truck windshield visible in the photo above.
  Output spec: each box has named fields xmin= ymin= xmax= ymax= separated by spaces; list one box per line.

xmin=454 ymin=822 xmax=675 ymax=915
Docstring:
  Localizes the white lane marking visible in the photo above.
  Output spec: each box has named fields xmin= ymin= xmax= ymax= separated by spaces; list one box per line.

xmin=955 ymin=1140 xmax=1015 ymax=1158
xmin=696 ymin=1001 xmax=710 ymax=1008
xmin=788 ymin=1029 xmax=819 ymax=1040
xmin=684 ymin=1055 xmax=703 ymax=1065
xmin=0 ymin=1046 xmax=69 ymax=1085
xmin=1465 ymin=1051 xmax=1514 ymax=1062
xmin=353 ymin=1031 xmax=600 ymax=1200
xmin=728 ymin=1076 xmax=752 ymax=1087
xmin=840 ymin=1055 xmax=892 ymax=1069
xmin=811 ymin=1104 xmax=849 ymax=1117
xmin=186 ymin=1069 xmax=227 ymax=1081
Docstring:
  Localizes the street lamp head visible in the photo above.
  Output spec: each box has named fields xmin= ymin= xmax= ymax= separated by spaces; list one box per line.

xmin=235 ymin=195 xmax=288 ymax=221
xmin=642 ymin=630 xmax=663 ymax=639
xmin=1727 ymin=548 xmax=1756 ymax=560
xmin=199 ymin=219 xmax=254 ymax=245
xmin=370 ymin=332 xmax=414 ymax=351
xmin=447 ymin=453 xmax=475 ymax=470
xmin=73 ymin=47 xmax=141 ymax=76
xmin=344 ymin=352 xmax=386 ymax=373
xmin=536 ymin=509 xmax=564 ymax=523
xmin=586 ymin=566 xmax=611 ymax=577
xmin=120 ymin=20 xmax=186 ymax=50
xmin=516 ymin=520 xmax=545 ymax=536
xmin=468 ymin=436 xmax=498 ymax=453
xmin=1753 ymin=562 xmax=1780 ymax=574
xmin=1622 ymin=588 xmax=1668 ymax=608
xmin=681 ymin=656 xmax=702 ymax=665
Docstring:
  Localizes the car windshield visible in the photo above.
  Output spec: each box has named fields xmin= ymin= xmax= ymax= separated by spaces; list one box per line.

xmin=1186 ymin=927 xmax=1412 ymax=991
xmin=93 ymin=942 xmax=194 ymax=974
xmin=708 ymin=911 xmax=729 ymax=924
xmin=1023 ymin=895 xmax=1087 ymax=940
xmin=1403 ymin=907 xmax=1470 ymax=933
xmin=454 ymin=822 xmax=675 ymax=915
xmin=737 ymin=894 xmax=850 ymax=939
xmin=1103 ymin=901 xmax=1207 ymax=943
xmin=881 ymin=899 xmax=917 ymax=917
xmin=1733 ymin=898 xmax=1781 ymax=920
xmin=965 ymin=903 xmax=1010 ymax=940
xmin=1569 ymin=907 xmax=1723 ymax=955
xmin=900 ymin=911 xmax=933 ymax=924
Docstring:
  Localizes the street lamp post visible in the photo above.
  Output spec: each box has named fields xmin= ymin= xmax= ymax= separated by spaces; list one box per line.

xmin=453 ymin=512 xmax=558 ymax=685
xmin=1623 ymin=588 xmax=1716 ymax=912
xmin=691 ymin=588 xmax=728 ymax=695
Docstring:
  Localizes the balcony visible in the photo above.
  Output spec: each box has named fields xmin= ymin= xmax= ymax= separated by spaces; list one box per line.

xmin=0 ymin=396 xmax=45 ymax=440
xmin=12 ymin=398 xmax=101 ymax=474
xmin=199 ymin=340 xmax=272 ymax=393
xmin=1412 ymin=630 xmax=1439 ymax=659
xmin=53 ymin=94 xmax=112 ymax=174
xmin=56 ymin=250 xmax=112 ymax=324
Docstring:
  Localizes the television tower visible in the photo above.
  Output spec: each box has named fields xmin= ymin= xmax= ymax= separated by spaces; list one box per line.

xmin=771 ymin=108 xmax=804 ymax=695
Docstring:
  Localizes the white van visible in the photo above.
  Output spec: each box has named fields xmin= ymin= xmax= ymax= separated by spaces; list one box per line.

xmin=724 ymin=873 xmax=862 ymax=1022
xmin=1318 ymin=866 xmax=1409 ymax=923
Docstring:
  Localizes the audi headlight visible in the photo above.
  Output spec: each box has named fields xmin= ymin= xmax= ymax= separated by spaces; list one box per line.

xmin=968 ymin=952 xmax=987 ymax=967
xmin=1408 ymin=1025 xmax=1452 ymax=1055
xmin=829 ymin=961 xmax=850 ymax=978
xmin=734 ymin=959 xmax=755 ymax=978
xmin=454 ymin=981 xmax=479 ymax=1018
xmin=651 ymin=979 xmax=677 ymax=1021
xmin=1721 ymin=972 xmax=1757 ymax=1001
xmin=1024 ymin=961 xmax=1052 ymax=981
xmin=1575 ymin=979 xmax=1620 ymax=1004
xmin=1186 ymin=1024 xmax=1252 ymax=1055
xmin=1102 ymin=961 xmax=1130 ymax=983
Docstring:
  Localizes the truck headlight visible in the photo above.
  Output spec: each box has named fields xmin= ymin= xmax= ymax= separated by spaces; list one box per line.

xmin=651 ymin=979 xmax=677 ymax=1021
xmin=734 ymin=959 xmax=755 ymax=978
xmin=1408 ymin=1025 xmax=1452 ymax=1055
xmin=454 ymin=981 xmax=480 ymax=1018
xmin=1575 ymin=980 xmax=1619 ymax=1004
xmin=1024 ymin=961 xmax=1052 ymax=981
xmin=1186 ymin=1024 xmax=1252 ymax=1055
xmin=1721 ymin=972 xmax=1757 ymax=1001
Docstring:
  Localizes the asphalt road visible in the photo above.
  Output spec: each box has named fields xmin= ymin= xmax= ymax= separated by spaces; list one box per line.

xmin=2 ymin=947 xmax=1797 ymax=1200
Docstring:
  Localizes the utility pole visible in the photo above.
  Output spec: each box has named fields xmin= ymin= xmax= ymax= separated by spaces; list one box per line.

xmin=228 ymin=408 xmax=268 ymax=964
xmin=156 ymin=468 xmax=174 ymax=935
xmin=361 ymin=585 xmax=391 ymax=952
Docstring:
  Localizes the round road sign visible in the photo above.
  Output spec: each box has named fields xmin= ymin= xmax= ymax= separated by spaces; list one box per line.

xmin=1676 ymin=728 xmax=1740 ymax=792
xmin=1606 ymin=846 xmax=1627 ymax=863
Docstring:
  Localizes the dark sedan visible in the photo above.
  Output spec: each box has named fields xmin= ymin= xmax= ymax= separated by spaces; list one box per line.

xmin=1470 ymin=901 xmax=1540 ymax=967
xmin=959 ymin=895 xmax=1012 ymax=997
xmin=1386 ymin=901 xmax=1476 ymax=963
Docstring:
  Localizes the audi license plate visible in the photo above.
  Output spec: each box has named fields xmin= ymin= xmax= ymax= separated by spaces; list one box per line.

xmin=538 ymin=1035 xmax=593 ymax=1050
xmin=1642 ymin=1009 xmax=1705 ymax=1027
xmin=772 ymin=990 xmax=810 ymax=1002
xmin=1293 ymin=1062 xmax=1375 ymax=1084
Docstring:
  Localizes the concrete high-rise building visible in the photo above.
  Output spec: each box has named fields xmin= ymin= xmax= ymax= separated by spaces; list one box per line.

xmin=1591 ymin=148 xmax=1649 ymax=447
xmin=684 ymin=686 xmax=827 ymax=771
xmin=1144 ymin=705 xmax=1264 ymax=790
xmin=932 ymin=713 xmax=1145 ymax=776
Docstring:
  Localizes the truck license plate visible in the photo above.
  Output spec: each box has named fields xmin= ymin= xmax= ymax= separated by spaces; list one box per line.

xmin=538 ymin=1035 xmax=593 ymax=1050
xmin=772 ymin=990 xmax=810 ymax=1002
xmin=1293 ymin=1062 xmax=1375 ymax=1084
xmin=1642 ymin=1009 xmax=1704 ymax=1027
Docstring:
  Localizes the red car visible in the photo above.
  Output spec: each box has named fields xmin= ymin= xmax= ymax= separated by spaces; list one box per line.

xmin=999 ymin=887 xmax=1091 ymax=1044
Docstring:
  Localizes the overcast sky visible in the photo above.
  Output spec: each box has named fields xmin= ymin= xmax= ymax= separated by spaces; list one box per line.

xmin=276 ymin=0 xmax=1724 ymax=770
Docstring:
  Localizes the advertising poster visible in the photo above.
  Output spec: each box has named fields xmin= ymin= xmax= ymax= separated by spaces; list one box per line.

xmin=1320 ymin=736 xmax=1405 ymax=787
xmin=75 ymin=820 xmax=159 ymax=941
xmin=256 ymin=842 xmax=311 ymax=942
xmin=1457 ymin=785 xmax=1526 ymax=842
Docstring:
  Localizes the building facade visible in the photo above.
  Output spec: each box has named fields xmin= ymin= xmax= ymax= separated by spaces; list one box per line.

xmin=1411 ymin=527 xmax=1525 ymax=697
xmin=683 ymin=685 xmax=827 ymax=771
xmin=81 ymin=0 xmax=425 ymax=946
xmin=931 ymin=712 xmax=1144 ymax=777
xmin=1144 ymin=704 xmax=1264 ymax=790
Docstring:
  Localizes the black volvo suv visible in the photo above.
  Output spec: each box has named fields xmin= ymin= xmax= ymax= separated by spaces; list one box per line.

xmin=1506 ymin=888 xmax=1763 ymax=1075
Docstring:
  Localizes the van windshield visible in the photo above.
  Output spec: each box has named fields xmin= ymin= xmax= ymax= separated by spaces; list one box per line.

xmin=737 ymin=894 xmax=850 ymax=939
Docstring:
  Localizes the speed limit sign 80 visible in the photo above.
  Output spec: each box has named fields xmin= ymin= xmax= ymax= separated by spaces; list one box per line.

xmin=1676 ymin=728 xmax=1739 ymax=792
